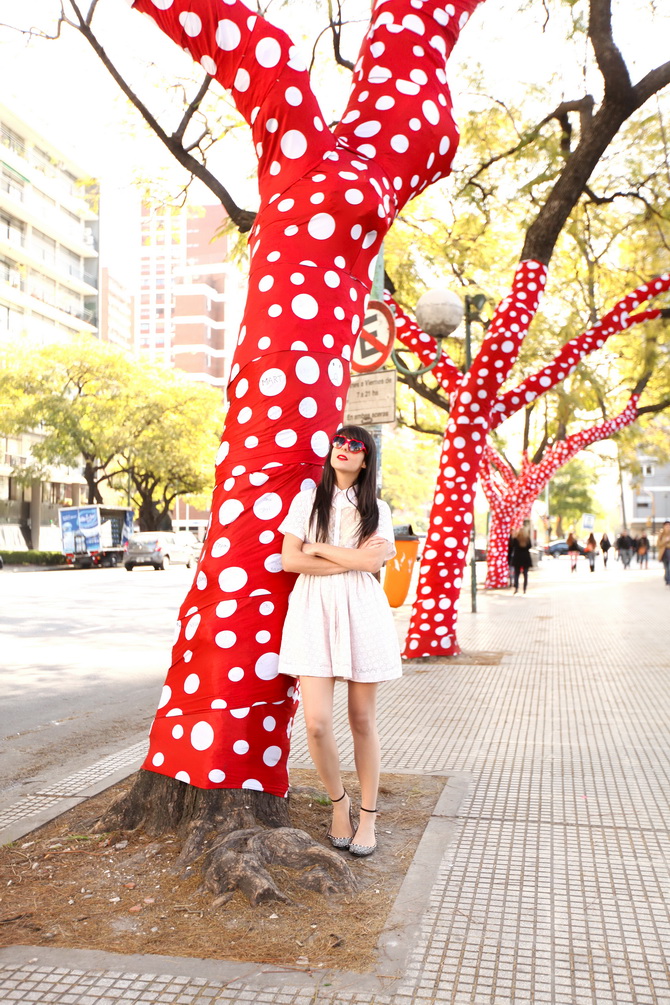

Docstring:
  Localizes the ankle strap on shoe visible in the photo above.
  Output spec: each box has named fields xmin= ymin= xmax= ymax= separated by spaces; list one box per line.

xmin=360 ymin=806 xmax=377 ymax=813
xmin=330 ymin=790 xmax=347 ymax=803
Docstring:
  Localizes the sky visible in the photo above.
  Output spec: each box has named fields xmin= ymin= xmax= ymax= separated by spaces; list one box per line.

xmin=0 ymin=0 xmax=668 ymax=283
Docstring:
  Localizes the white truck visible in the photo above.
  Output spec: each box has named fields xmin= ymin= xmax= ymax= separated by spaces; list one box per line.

xmin=58 ymin=506 xmax=134 ymax=568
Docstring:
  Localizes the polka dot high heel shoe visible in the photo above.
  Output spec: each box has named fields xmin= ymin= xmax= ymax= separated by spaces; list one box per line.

xmin=349 ymin=806 xmax=377 ymax=857
xmin=326 ymin=790 xmax=355 ymax=850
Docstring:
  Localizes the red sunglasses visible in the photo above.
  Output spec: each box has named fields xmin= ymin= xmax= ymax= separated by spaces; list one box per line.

xmin=332 ymin=434 xmax=368 ymax=454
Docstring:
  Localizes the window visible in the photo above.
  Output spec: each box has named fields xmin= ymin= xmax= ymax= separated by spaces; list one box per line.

xmin=1 ymin=212 xmax=24 ymax=247
xmin=58 ymin=246 xmax=82 ymax=279
xmin=1 ymin=168 xmax=24 ymax=202
xmin=0 ymin=300 xmax=24 ymax=335
xmin=60 ymin=170 xmax=79 ymax=199
xmin=32 ymin=228 xmax=57 ymax=265
xmin=43 ymin=482 xmax=67 ymax=504
xmin=32 ymin=147 xmax=53 ymax=177
xmin=29 ymin=273 xmax=57 ymax=303
xmin=0 ymin=257 xmax=22 ymax=289
xmin=0 ymin=123 xmax=25 ymax=158
xmin=8 ymin=477 xmax=23 ymax=502
xmin=643 ymin=464 xmax=655 ymax=477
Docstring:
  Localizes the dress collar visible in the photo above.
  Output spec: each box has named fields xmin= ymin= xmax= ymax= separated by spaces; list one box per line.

xmin=333 ymin=484 xmax=358 ymax=503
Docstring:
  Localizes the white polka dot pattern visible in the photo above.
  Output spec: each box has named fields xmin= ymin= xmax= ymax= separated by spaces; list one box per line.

xmin=396 ymin=267 xmax=670 ymax=655
xmin=131 ymin=0 xmax=485 ymax=793
xmin=482 ymin=394 xmax=641 ymax=588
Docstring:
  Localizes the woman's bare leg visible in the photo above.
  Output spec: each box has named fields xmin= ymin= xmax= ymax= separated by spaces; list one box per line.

xmin=299 ymin=676 xmax=352 ymax=840
xmin=347 ymin=681 xmax=380 ymax=847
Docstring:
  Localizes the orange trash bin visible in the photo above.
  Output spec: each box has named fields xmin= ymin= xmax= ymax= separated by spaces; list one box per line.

xmin=383 ymin=525 xmax=420 ymax=608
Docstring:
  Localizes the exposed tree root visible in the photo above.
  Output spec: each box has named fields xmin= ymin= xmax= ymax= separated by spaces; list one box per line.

xmin=94 ymin=770 xmax=356 ymax=905
xmin=202 ymin=826 xmax=357 ymax=905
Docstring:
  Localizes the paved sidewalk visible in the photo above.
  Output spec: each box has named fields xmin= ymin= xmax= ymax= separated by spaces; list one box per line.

xmin=2 ymin=558 xmax=670 ymax=1003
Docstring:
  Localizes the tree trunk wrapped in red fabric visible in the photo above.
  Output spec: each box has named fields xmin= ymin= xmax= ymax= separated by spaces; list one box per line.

xmin=482 ymin=393 xmax=641 ymax=589
xmin=129 ymin=0 xmax=483 ymax=794
xmin=389 ymin=272 xmax=670 ymax=654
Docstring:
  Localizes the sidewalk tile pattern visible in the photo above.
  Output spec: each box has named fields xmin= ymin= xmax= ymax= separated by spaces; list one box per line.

xmin=0 ymin=742 xmax=148 ymax=831
xmin=2 ymin=565 xmax=670 ymax=1003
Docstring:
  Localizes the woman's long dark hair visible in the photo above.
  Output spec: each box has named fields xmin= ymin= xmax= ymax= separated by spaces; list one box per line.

xmin=310 ymin=424 xmax=379 ymax=546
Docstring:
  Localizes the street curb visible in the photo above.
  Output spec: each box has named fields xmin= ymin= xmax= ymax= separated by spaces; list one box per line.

xmin=0 ymin=753 xmax=146 ymax=847
xmin=377 ymin=772 xmax=471 ymax=974
xmin=0 ymin=773 xmax=469 ymax=995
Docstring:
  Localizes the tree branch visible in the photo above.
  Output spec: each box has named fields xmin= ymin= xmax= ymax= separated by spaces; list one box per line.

xmin=462 ymin=97 xmax=594 ymax=187
xmin=396 ymin=410 xmax=444 ymax=438
xmin=0 ymin=7 xmax=67 ymax=40
xmin=633 ymin=61 xmax=670 ymax=108
xmin=397 ymin=371 xmax=451 ymax=414
xmin=637 ymin=397 xmax=670 ymax=416
xmin=84 ymin=0 xmax=100 ymax=27
xmin=327 ymin=0 xmax=354 ymax=71
xmin=172 ymin=74 xmax=212 ymax=145
xmin=67 ymin=1 xmax=256 ymax=232
xmin=588 ymin=0 xmax=632 ymax=104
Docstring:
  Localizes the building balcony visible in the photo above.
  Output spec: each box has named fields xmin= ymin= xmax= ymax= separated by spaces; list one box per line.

xmin=172 ymin=342 xmax=228 ymax=358
xmin=0 ymin=140 xmax=95 ymax=220
xmin=0 ymin=187 xmax=98 ymax=259
xmin=0 ymin=234 xmax=98 ymax=297
xmin=0 ymin=282 xmax=97 ymax=334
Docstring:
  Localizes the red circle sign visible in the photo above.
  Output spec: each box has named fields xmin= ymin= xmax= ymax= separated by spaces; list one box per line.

xmin=351 ymin=300 xmax=396 ymax=373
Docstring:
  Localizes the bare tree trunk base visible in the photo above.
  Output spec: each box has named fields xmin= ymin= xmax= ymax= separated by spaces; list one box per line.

xmin=95 ymin=769 xmax=357 ymax=905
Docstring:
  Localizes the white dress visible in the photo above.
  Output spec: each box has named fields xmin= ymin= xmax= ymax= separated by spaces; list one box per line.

xmin=277 ymin=487 xmax=403 ymax=682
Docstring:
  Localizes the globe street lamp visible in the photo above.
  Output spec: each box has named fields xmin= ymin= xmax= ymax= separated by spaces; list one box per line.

xmin=391 ymin=288 xmax=464 ymax=376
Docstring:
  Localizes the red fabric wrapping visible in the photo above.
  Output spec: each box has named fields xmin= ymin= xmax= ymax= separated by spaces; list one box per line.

xmin=129 ymin=0 xmax=484 ymax=793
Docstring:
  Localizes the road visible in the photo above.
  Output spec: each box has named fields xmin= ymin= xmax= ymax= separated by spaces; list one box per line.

xmin=1 ymin=552 xmax=658 ymax=812
xmin=0 ymin=565 xmax=192 ymax=807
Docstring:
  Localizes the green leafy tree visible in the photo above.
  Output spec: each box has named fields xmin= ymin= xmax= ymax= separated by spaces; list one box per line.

xmin=381 ymin=425 xmax=441 ymax=532
xmin=0 ymin=338 xmax=225 ymax=525
xmin=548 ymin=457 xmax=599 ymax=529
xmin=0 ymin=338 xmax=139 ymax=503
xmin=114 ymin=375 xmax=225 ymax=531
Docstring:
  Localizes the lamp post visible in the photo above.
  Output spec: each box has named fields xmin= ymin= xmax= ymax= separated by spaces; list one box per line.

xmin=415 ymin=288 xmax=486 ymax=614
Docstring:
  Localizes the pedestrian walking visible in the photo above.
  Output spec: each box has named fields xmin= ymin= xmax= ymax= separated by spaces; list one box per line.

xmin=567 ymin=532 xmax=581 ymax=572
xmin=278 ymin=425 xmax=401 ymax=857
xmin=584 ymin=532 xmax=598 ymax=572
xmin=507 ymin=533 xmax=515 ymax=589
xmin=657 ymin=521 xmax=670 ymax=587
xmin=600 ymin=532 xmax=612 ymax=568
xmin=510 ymin=527 xmax=532 ymax=594
xmin=616 ymin=529 xmax=634 ymax=569
xmin=637 ymin=532 xmax=650 ymax=569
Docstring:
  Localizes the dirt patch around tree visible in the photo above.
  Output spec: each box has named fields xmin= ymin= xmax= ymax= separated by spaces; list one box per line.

xmin=0 ymin=769 xmax=445 ymax=973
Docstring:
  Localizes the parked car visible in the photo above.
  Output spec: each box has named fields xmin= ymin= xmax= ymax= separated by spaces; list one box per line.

xmin=124 ymin=532 xmax=195 ymax=571
xmin=544 ymin=539 xmax=586 ymax=558
xmin=173 ymin=531 xmax=203 ymax=563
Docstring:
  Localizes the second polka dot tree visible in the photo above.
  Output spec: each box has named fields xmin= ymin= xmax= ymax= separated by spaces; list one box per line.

xmin=388 ymin=271 xmax=670 ymax=655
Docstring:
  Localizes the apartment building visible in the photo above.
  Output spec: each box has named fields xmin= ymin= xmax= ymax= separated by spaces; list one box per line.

xmin=0 ymin=103 xmax=99 ymax=548
xmin=629 ymin=452 xmax=670 ymax=541
xmin=99 ymin=266 xmax=134 ymax=352
xmin=137 ymin=202 xmax=244 ymax=389
xmin=0 ymin=104 xmax=100 ymax=345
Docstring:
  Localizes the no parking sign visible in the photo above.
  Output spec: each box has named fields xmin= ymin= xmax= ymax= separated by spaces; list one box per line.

xmin=351 ymin=300 xmax=396 ymax=373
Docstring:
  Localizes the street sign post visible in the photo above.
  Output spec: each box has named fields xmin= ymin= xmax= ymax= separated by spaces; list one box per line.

xmin=351 ymin=300 xmax=396 ymax=373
